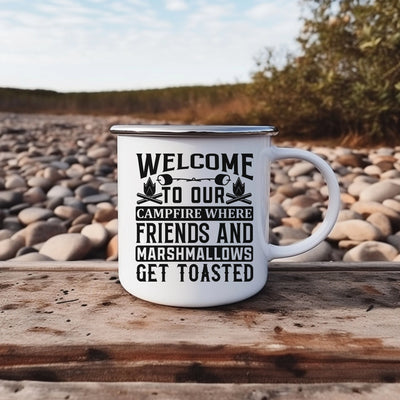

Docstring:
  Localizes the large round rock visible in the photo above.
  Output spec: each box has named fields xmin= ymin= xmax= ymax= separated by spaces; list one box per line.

xmin=39 ymin=233 xmax=92 ymax=261
xmin=343 ymin=241 xmax=398 ymax=262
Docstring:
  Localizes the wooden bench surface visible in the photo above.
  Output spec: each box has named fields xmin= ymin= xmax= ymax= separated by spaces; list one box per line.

xmin=1 ymin=261 xmax=399 ymax=399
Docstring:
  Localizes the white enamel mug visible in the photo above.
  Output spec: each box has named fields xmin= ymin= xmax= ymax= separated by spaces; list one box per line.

xmin=111 ymin=125 xmax=340 ymax=307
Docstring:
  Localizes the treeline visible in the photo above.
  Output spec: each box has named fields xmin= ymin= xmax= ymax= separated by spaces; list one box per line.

xmin=0 ymin=84 xmax=253 ymax=125
xmin=1 ymin=0 xmax=399 ymax=145
xmin=250 ymin=0 xmax=400 ymax=145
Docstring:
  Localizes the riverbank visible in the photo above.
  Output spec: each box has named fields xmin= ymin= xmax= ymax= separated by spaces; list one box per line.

xmin=1 ymin=113 xmax=400 ymax=262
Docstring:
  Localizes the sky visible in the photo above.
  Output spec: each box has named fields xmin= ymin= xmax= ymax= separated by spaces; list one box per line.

xmin=0 ymin=0 xmax=302 ymax=92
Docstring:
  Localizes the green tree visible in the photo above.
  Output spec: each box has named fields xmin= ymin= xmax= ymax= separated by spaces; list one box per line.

xmin=251 ymin=0 xmax=400 ymax=143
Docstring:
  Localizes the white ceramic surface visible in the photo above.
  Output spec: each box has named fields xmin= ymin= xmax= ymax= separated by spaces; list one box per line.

xmin=112 ymin=125 xmax=340 ymax=307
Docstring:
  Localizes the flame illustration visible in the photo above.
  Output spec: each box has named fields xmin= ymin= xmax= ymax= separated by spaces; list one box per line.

xmin=232 ymin=177 xmax=245 ymax=196
xmin=144 ymin=177 xmax=156 ymax=196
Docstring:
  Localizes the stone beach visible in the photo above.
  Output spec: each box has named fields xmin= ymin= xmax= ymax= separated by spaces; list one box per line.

xmin=1 ymin=112 xmax=400 ymax=263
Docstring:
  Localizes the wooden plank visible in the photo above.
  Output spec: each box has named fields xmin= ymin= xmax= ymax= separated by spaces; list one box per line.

xmin=0 ymin=266 xmax=399 ymax=383
xmin=1 ymin=380 xmax=400 ymax=400
xmin=270 ymin=261 xmax=400 ymax=272
xmin=0 ymin=261 xmax=117 ymax=272
xmin=2 ymin=260 xmax=400 ymax=272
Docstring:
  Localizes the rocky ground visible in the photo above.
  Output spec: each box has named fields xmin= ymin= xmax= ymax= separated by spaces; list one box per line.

xmin=1 ymin=112 xmax=400 ymax=263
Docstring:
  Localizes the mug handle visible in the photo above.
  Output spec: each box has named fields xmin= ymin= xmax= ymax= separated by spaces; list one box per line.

xmin=261 ymin=146 xmax=341 ymax=261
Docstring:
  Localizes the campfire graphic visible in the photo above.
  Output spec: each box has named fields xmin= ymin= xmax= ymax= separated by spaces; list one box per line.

xmin=137 ymin=178 xmax=162 ymax=204
xmin=226 ymin=178 xmax=252 ymax=204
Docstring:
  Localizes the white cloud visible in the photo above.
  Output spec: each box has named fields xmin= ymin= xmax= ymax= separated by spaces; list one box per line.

xmin=245 ymin=2 xmax=280 ymax=20
xmin=165 ymin=0 xmax=188 ymax=11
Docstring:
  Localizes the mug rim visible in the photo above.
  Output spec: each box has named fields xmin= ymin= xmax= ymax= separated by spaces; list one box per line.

xmin=110 ymin=124 xmax=279 ymax=137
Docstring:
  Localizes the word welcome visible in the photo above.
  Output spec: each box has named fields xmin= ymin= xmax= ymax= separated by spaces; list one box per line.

xmin=137 ymin=153 xmax=254 ymax=180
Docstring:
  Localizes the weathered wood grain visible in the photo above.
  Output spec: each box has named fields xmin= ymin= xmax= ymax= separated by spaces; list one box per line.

xmin=2 ymin=260 xmax=400 ymax=272
xmin=1 ymin=380 xmax=400 ymax=400
xmin=0 ymin=262 xmax=399 ymax=384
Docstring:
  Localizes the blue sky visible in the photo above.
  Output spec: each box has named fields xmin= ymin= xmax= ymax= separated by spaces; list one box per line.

xmin=0 ymin=0 xmax=302 ymax=92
